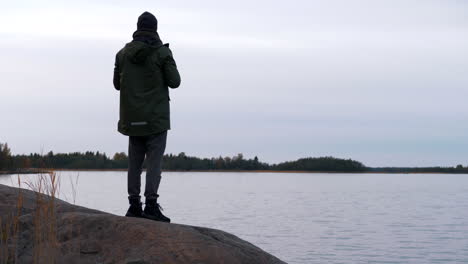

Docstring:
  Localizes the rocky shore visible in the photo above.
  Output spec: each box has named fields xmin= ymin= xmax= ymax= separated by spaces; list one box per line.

xmin=0 ymin=184 xmax=286 ymax=264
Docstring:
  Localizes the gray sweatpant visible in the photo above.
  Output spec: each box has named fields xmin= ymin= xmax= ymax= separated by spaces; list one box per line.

xmin=128 ymin=131 xmax=167 ymax=201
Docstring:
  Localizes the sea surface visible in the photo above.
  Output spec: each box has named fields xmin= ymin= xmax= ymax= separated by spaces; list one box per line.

xmin=1 ymin=171 xmax=468 ymax=264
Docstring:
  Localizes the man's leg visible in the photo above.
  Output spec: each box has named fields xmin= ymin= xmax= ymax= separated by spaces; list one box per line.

xmin=144 ymin=131 xmax=167 ymax=199
xmin=126 ymin=136 xmax=146 ymax=217
xmin=142 ymin=131 xmax=170 ymax=222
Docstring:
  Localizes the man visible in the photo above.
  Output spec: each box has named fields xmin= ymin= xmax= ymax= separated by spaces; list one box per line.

xmin=113 ymin=11 xmax=181 ymax=223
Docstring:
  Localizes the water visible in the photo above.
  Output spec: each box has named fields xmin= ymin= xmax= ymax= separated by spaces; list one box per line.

xmin=1 ymin=172 xmax=468 ymax=264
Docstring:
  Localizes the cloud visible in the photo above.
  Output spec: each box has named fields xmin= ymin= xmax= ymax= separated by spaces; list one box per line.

xmin=0 ymin=0 xmax=467 ymax=167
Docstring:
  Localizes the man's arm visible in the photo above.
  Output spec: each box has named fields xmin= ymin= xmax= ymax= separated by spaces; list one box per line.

xmin=113 ymin=53 xmax=120 ymax=91
xmin=161 ymin=45 xmax=181 ymax=89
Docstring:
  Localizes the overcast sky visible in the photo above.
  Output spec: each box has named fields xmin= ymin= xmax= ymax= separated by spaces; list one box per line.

xmin=1 ymin=0 xmax=467 ymax=167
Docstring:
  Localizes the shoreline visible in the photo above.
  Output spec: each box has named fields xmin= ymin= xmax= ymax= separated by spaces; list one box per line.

xmin=0 ymin=169 xmax=50 ymax=175
xmin=2 ymin=169 xmax=468 ymax=175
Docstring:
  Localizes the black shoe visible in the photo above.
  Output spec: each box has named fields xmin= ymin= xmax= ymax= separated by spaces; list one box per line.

xmin=125 ymin=197 xmax=143 ymax=218
xmin=143 ymin=200 xmax=171 ymax=223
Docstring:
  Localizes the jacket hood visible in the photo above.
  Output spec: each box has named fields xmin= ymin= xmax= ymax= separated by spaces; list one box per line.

xmin=127 ymin=31 xmax=163 ymax=64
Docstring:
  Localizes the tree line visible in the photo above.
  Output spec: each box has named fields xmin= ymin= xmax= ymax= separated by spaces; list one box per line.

xmin=1 ymin=142 xmax=467 ymax=173
xmin=0 ymin=142 xmax=365 ymax=172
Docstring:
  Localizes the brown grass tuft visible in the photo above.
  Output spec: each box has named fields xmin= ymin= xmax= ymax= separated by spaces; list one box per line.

xmin=0 ymin=170 xmax=73 ymax=263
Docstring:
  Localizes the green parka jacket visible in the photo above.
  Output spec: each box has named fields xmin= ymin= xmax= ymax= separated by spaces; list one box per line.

xmin=113 ymin=31 xmax=181 ymax=136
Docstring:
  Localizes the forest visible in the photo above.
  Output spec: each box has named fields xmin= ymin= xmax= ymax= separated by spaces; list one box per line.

xmin=1 ymin=142 xmax=467 ymax=173
xmin=0 ymin=142 xmax=365 ymax=172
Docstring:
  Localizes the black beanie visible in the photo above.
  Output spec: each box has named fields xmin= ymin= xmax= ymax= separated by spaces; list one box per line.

xmin=137 ymin=11 xmax=158 ymax=32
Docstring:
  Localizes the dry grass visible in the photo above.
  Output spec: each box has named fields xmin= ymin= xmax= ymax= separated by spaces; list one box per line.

xmin=0 ymin=170 xmax=79 ymax=264
xmin=0 ymin=175 xmax=23 ymax=264
xmin=25 ymin=171 xmax=60 ymax=263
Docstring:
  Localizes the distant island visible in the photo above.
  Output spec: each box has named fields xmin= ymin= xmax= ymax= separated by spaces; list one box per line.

xmin=1 ymin=142 xmax=467 ymax=174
